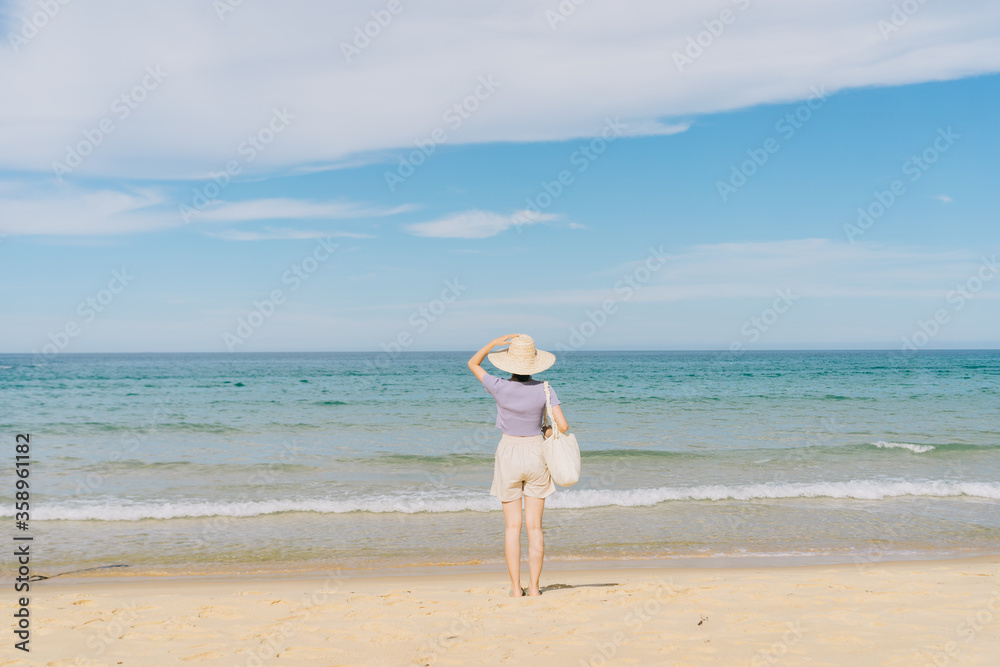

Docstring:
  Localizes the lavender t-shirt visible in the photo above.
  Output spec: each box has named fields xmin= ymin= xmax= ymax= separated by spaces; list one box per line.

xmin=481 ymin=373 xmax=560 ymax=436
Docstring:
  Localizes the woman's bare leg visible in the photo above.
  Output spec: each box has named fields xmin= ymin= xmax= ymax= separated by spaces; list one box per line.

xmin=502 ymin=499 xmax=523 ymax=596
xmin=524 ymin=495 xmax=545 ymax=595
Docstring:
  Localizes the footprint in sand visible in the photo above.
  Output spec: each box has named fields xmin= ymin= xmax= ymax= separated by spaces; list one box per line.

xmin=280 ymin=646 xmax=346 ymax=660
xmin=182 ymin=651 xmax=226 ymax=661
xmin=197 ymin=606 xmax=241 ymax=619
xmin=246 ymin=598 xmax=289 ymax=607
xmin=464 ymin=586 xmax=491 ymax=594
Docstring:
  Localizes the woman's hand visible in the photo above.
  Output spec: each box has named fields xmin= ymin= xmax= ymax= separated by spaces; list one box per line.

xmin=491 ymin=334 xmax=519 ymax=347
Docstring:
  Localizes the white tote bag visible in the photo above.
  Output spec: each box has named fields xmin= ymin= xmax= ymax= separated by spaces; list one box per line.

xmin=541 ymin=381 xmax=581 ymax=487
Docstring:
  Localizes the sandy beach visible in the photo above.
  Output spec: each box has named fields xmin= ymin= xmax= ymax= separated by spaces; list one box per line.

xmin=6 ymin=556 xmax=997 ymax=666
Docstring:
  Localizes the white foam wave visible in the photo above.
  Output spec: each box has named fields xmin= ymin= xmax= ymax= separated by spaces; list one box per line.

xmin=14 ymin=480 xmax=1000 ymax=521
xmin=872 ymin=441 xmax=935 ymax=453
xmin=548 ymin=480 xmax=1000 ymax=507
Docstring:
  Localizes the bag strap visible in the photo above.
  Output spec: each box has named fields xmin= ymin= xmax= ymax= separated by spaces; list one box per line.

xmin=542 ymin=381 xmax=555 ymax=430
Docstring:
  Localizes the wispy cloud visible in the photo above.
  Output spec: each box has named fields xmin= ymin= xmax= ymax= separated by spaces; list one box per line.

xmin=196 ymin=199 xmax=416 ymax=222
xmin=932 ymin=194 xmax=953 ymax=203
xmin=455 ymin=238 xmax=996 ymax=307
xmin=618 ymin=121 xmax=691 ymax=137
xmin=206 ymin=227 xmax=375 ymax=241
xmin=0 ymin=183 xmax=410 ymax=236
xmin=0 ymin=183 xmax=173 ymax=236
xmin=405 ymin=209 xmax=558 ymax=239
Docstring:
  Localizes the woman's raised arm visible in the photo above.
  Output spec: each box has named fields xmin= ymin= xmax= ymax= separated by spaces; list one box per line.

xmin=467 ymin=334 xmax=519 ymax=383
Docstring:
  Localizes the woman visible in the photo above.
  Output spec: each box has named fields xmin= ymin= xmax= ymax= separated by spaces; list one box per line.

xmin=467 ymin=333 xmax=569 ymax=598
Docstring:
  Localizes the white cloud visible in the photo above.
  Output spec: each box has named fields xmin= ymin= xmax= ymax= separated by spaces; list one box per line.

xmin=618 ymin=121 xmax=691 ymax=138
xmin=405 ymin=209 xmax=558 ymax=239
xmin=932 ymin=194 xmax=953 ymax=203
xmin=0 ymin=183 xmax=174 ymax=235
xmin=195 ymin=198 xmax=415 ymax=222
xmin=0 ymin=0 xmax=997 ymax=178
xmin=0 ymin=182 xmax=412 ymax=235
xmin=205 ymin=228 xmax=375 ymax=241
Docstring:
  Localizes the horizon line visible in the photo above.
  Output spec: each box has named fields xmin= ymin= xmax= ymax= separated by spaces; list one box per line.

xmin=2 ymin=347 xmax=999 ymax=356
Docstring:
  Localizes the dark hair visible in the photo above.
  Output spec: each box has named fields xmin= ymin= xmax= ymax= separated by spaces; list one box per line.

xmin=510 ymin=373 xmax=532 ymax=382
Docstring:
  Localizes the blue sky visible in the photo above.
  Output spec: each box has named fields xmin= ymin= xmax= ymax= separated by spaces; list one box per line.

xmin=1 ymin=0 xmax=998 ymax=353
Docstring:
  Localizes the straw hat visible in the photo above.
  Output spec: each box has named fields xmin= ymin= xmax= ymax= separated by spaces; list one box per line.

xmin=488 ymin=334 xmax=555 ymax=375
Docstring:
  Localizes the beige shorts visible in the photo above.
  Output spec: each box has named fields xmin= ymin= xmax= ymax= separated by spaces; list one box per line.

xmin=490 ymin=433 xmax=556 ymax=503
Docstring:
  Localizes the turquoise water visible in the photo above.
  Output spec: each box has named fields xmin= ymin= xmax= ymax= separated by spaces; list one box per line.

xmin=2 ymin=350 xmax=998 ymax=576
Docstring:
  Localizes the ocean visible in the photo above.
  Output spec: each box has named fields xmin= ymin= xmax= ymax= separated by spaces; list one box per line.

xmin=2 ymin=350 xmax=998 ymax=578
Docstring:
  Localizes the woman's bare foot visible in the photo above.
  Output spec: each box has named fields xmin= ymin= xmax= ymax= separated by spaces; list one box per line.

xmin=527 ymin=586 xmax=541 ymax=596
xmin=509 ymin=587 xmax=525 ymax=597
